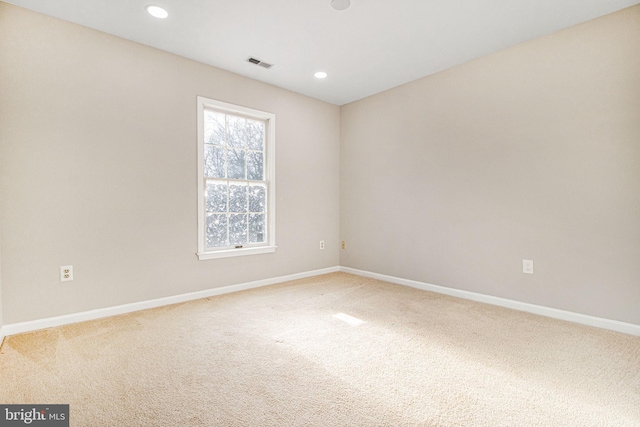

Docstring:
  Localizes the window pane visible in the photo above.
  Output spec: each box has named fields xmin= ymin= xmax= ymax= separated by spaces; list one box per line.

xmin=229 ymin=214 xmax=247 ymax=245
xmin=249 ymin=213 xmax=265 ymax=243
xmin=205 ymin=181 xmax=227 ymax=213
xmin=247 ymin=119 xmax=265 ymax=150
xmin=247 ymin=151 xmax=264 ymax=181
xmin=198 ymin=97 xmax=274 ymax=257
xmin=248 ymin=184 xmax=266 ymax=213
xmin=229 ymin=184 xmax=247 ymax=213
xmin=227 ymin=148 xmax=246 ymax=179
xmin=204 ymin=110 xmax=225 ymax=145
xmin=206 ymin=214 xmax=227 ymax=248
xmin=227 ymin=115 xmax=246 ymax=148
xmin=204 ymin=145 xmax=225 ymax=178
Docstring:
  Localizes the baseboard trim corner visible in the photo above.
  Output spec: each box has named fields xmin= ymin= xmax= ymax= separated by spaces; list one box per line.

xmin=5 ymin=265 xmax=637 ymax=339
xmin=340 ymin=267 xmax=640 ymax=337
xmin=2 ymin=266 xmax=340 ymax=338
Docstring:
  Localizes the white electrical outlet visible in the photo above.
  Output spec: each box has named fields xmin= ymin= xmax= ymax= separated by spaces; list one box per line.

xmin=319 ymin=240 xmax=325 ymax=250
xmin=523 ymin=259 xmax=533 ymax=275
xmin=60 ymin=265 xmax=73 ymax=282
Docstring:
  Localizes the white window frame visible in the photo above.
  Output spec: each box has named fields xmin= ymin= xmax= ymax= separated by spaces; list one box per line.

xmin=196 ymin=96 xmax=276 ymax=260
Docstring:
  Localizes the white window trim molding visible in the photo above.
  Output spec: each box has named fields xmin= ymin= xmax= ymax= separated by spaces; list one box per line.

xmin=196 ymin=97 xmax=276 ymax=260
xmin=197 ymin=245 xmax=277 ymax=260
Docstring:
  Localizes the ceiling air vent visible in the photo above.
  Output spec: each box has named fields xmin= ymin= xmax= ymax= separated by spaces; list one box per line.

xmin=247 ymin=57 xmax=273 ymax=69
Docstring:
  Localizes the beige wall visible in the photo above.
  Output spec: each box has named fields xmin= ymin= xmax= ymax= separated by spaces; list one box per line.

xmin=0 ymin=214 xmax=3 ymax=334
xmin=0 ymin=3 xmax=341 ymax=324
xmin=340 ymin=6 xmax=640 ymax=324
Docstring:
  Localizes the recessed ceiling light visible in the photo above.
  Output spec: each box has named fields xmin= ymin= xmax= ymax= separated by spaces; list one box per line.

xmin=314 ymin=71 xmax=328 ymax=79
xmin=146 ymin=5 xmax=168 ymax=19
xmin=331 ymin=0 xmax=351 ymax=11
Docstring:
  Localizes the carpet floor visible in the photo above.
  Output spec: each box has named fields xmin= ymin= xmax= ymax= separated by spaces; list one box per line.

xmin=1 ymin=272 xmax=639 ymax=426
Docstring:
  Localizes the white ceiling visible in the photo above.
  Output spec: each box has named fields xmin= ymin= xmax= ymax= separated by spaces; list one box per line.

xmin=5 ymin=0 xmax=639 ymax=105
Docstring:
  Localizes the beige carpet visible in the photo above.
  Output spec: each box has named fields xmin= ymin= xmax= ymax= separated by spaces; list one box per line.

xmin=1 ymin=272 xmax=639 ymax=426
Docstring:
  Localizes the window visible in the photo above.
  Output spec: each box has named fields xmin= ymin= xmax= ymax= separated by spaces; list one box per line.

xmin=197 ymin=97 xmax=276 ymax=259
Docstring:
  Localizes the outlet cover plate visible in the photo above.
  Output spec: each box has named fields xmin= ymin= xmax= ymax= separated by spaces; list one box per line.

xmin=60 ymin=265 xmax=74 ymax=282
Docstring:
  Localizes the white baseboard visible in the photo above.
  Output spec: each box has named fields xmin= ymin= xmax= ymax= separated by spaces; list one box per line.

xmin=2 ymin=266 xmax=340 ymax=337
xmin=341 ymin=267 xmax=640 ymax=337
xmin=4 ymin=265 xmax=638 ymax=339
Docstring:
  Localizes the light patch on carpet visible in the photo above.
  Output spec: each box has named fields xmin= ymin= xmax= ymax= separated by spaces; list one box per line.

xmin=333 ymin=312 xmax=366 ymax=326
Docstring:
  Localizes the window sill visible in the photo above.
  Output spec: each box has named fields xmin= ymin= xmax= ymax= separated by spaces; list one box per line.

xmin=197 ymin=245 xmax=277 ymax=260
